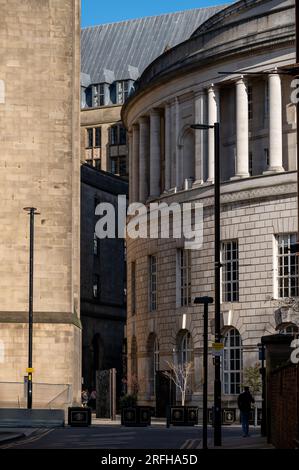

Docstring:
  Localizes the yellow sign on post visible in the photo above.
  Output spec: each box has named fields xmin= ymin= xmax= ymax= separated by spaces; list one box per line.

xmin=212 ymin=342 xmax=224 ymax=357
xmin=26 ymin=367 xmax=34 ymax=373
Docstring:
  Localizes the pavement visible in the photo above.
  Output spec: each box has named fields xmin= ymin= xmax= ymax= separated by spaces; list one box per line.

xmin=0 ymin=418 xmax=273 ymax=449
xmin=0 ymin=428 xmax=38 ymax=444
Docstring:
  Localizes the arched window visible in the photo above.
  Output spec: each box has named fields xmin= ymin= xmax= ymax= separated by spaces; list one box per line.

xmin=223 ymin=328 xmax=243 ymax=395
xmin=178 ymin=331 xmax=193 ymax=365
xmin=148 ymin=334 xmax=159 ymax=396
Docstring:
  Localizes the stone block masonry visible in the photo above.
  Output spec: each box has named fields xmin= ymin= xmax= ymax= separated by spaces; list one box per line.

xmin=0 ymin=0 xmax=81 ymax=405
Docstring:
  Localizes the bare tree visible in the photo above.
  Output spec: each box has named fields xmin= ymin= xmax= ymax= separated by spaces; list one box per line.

xmin=163 ymin=360 xmax=193 ymax=406
xmin=243 ymin=363 xmax=262 ymax=427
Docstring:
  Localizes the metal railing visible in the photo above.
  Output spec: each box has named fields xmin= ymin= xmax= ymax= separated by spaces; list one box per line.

xmin=0 ymin=381 xmax=72 ymax=409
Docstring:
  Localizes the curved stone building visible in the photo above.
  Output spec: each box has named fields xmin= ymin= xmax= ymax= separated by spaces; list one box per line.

xmin=122 ymin=0 xmax=298 ymax=416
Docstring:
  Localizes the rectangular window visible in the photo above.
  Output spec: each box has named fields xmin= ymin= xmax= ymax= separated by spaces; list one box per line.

xmin=179 ymin=249 xmax=191 ymax=307
xmin=95 ymin=127 xmax=101 ymax=147
xmin=131 ymin=262 xmax=136 ymax=315
xmin=222 ymin=240 xmax=239 ymax=302
xmin=98 ymin=83 xmax=105 ymax=106
xmin=110 ymin=126 xmax=118 ymax=145
xmin=85 ymin=127 xmax=102 ymax=169
xmin=94 ymin=84 xmax=105 ymax=107
xmin=86 ymin=128 xmax=93 ymax=148
xmin=276 ymin=234 xmax=299 ymax=298
xmin=111 ymin=156 xmax=127 ymax=177
xmin=119 ymin=126 xmax=127 ymax=145
xmin=149 ymin=255 xmax=157 ymax=311
xmin=86 ymin=127 xmax=101 ymax=149
xmin=223 ymin=329 xmax=243 ymax=395
xmin=94 ymin=159 xmax=101 ymax=170
xmin=93 ymin=274 xmax=100 ymax=298
xmin=117 ymin=81 xmax=129 ymax=104
xmin=248 ymin=85 xmax=253 ymax=120
xmin=119 ymin=156 xmax=127 ymax=177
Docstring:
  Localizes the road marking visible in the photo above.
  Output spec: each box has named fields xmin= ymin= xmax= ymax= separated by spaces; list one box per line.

xmin=181 ymin=439 xmax=201 ymax=449
xmin=1 ymin=428 xmax=54 ymax=449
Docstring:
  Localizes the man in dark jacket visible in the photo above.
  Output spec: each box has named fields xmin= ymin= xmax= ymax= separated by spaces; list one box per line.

xmin=237 ymin=386 xmax=255 ymax=437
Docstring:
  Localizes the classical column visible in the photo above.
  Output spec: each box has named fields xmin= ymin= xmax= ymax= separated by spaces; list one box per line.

xmin=194 ymin=90 xmax=207 ymax=184
xmin=207 ymin=85 xmax=219 ymax=182
xmin=139 ymin=116 xmax=150 ymax=202
xmin=175 ymin=97 xmax=182 ymax=189
xmin=149 ymin=108 xmax=161 ymax=199
xmin=232 ymin=76 xmax=250 ymax=179
xmin=127 ymin=128 xmax=133 ymax=203
xmin=164 ymin=103 xmax=172 ymax=191
xmin=264 ymin=72 xmax=284 ymax=173
xmin=131 ymin=123 xmax=140 ymax=202
xmin=170 ymin=99 xmax=177 ymax=188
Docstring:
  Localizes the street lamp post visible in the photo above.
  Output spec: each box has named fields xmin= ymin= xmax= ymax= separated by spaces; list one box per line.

xmin=194 ymin=296 xmax=214 ymax=450
xmin=191 ymin=123 xmax=222 ymax=446
xmin=258 ymin=342 xmax=266 ymax=437
xmin=23 ymin=207 xmax=39 ymax=409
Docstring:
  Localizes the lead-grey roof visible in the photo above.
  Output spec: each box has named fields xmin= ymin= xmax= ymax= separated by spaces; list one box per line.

xmin=81 ymin=6 xmax=226 ymax=85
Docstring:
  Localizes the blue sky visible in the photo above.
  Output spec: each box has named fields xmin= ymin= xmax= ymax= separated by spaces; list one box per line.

xmin=81 ymin=0 xmax=229 ymax=27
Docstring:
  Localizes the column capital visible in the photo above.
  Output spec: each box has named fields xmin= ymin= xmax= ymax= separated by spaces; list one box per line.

xmin=132 ymin=122 xmax=139 ymax=130
xmin=268 ymin=67 xmax=280 ymax=76
xmin=235 ymin=75 xmax=247 ymax=86
xmin=138 ymin=115 xmax=149 ymax=125
xmin=194 ymin=88 xmax=206 ymax=99
xmin=207 ymin=83 xmax=220 ymax=93
xmin=149 ymin=107 xmax=162 ymax=117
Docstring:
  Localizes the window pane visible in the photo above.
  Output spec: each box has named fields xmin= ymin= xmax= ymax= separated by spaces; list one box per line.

xmin=223 ymin=328 xmax=242 ymax=395
xmin=119 ymin=157 xmax=127 ymax=176
xmin=277 ymin=234 xmax=299 ymax=299
xmin=119 ymin=127 xmax=127 ymax=145
xmin=86 ymin=128 xmax=93 ymax=148
xmin=94 ymin=159 xmax=101 ymax=170
xmin=110 ymin=126 xmax=118 ymax=145
xmin=222 ymin=241 xmax=239 ymax=302
xmin=95 ymin=127 xmax=101 ymax=147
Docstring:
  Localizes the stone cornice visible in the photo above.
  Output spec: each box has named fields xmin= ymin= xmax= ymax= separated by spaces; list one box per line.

xmin=0 ymin=311 xmax=82 ymax=328
xmin=158 ymin=172 xmax=297 ymax=209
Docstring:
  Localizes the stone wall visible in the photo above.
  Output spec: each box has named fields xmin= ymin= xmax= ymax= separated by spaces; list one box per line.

xmin=126 ymin=172 xmax=297 ymax=407
xmin=0 ymin=0 xmax=81 ymax=405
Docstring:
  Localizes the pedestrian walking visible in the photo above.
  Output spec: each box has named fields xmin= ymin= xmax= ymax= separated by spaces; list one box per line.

xmin=237 ymin=386 xmax=255 ymax=437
